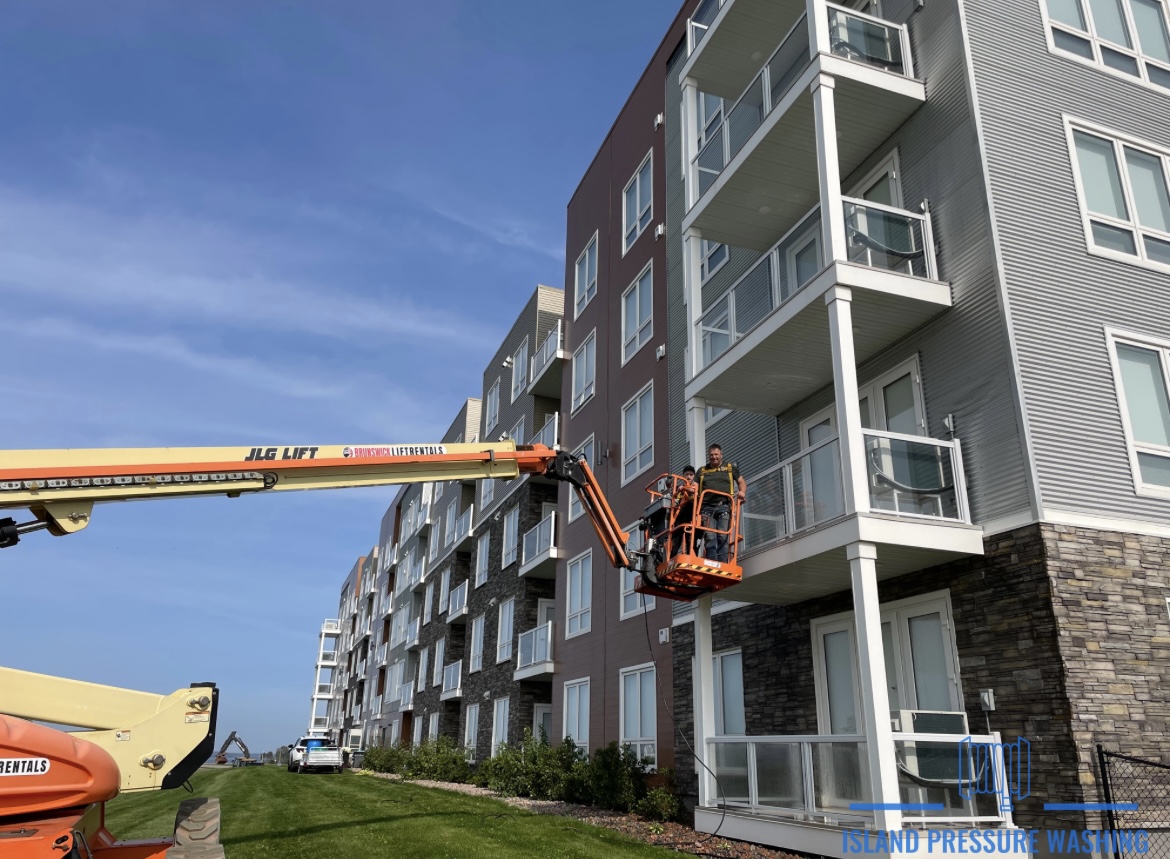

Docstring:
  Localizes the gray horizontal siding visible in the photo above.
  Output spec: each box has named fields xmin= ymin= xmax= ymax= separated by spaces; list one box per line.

xmin=966 ymin=0 xmax=1170 ymax=525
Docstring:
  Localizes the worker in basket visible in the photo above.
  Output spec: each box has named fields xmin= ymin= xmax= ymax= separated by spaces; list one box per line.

xmin=670 ymin=465 xmax=698 ymax=558
xmin=695 ymin=443 xmax=746 ymax=564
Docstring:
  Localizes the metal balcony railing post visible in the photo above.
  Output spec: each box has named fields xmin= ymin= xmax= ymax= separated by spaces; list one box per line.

xmin=921 ymin=199 xmax=938 ymax=280
xmin=748 ymin=741 xmax=760 ymax=807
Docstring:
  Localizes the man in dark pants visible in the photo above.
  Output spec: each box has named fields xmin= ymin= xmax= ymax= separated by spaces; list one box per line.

xmin=695 ymin=443 xmax=746 ymax=563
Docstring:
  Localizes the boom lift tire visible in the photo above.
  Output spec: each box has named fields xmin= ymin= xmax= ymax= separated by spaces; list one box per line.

xmin=173 ymin=797 xmax=221 ymax=849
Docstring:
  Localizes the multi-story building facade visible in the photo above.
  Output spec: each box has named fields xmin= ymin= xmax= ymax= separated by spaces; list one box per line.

xmin=556 ymin=7 xmax=705 ymax=769
xmin=625 ymin=0 xmax=1170 ymax=853
xmin=307 ymin=619 xmax=340 ymax=734
xmin=324 ymin=553 xmax=372 ymax=750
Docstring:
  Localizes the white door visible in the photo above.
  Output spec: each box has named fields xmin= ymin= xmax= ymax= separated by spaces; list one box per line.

xmin=533 ymin=704 xmax=553 ymax=742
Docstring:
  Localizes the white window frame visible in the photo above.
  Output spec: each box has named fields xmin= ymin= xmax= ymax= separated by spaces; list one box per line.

xmin=623 ymin=150 xmax=654 ymax=253
xmin=1106 ymin=327 xmax=1170 ymax=498
xmin=418 ymin=647 xmax=429 ymax=693
xmin=700 ymin=239 xmax=729 ymax=282
xmin=848 ymin=151 xmax=903 ymax=206
xmin=713 ymin=649 xmax=746 ymax=736
xmin=810 ymin=590 xmax=962 ymax=734
xmin=621 ymin=262 xmax=654 ymax=364
xmin=502 ymin=506 xmax=520 ymax=567
xmin=433 ymin=638 xmax=445 ymax=687
xmin=621 ymin=382 xmax=655 ymax=485
xmin=1065 ymin=117 xmax=1170 ymax=275
xmin=412 ymin=718 xmax=422 ymax=746
xmin=800 ymin=356 xmax=926 ymax=442
xmin=619 ymin=663 xmax=657 ymax=768
xmin=705 ymin=405 xmax=731 ymax=427
xmin=464 ymin=702 xmax=480 ymax=760
xmin=511 ymin=337 xmax=529 ymax=402
xmin=492 ymin=696 xmax=511 ymax=756
xmin=1040 ymin=0 xmax=1170 ymax=94
xmin=574 ymin=232 xmax=599 ymax=318
xmin=566 ymin=550 xmax=592 ymax=638
xmin=485 ymin=378 xmax=500 ymax=435
xmin=509 ymin=416 xmax=525 ymax=447
xmin=429 ymin=711 xmax=439 ymax=740
xmin=482 ymin=477 xmax=495 ymax=510
xmin=475 ymin=532 xmax=490 ymax=587
xmin=439 ymin=568 xmax=451 ymax=613
xmin=470 ymin=615 xmax=485 ymax=672
xmin=620 ymin=522 xmax=654 ymax=620
xmin=563 ymin=678 xmax=590 ymax=754
xmin=423 ymin=582 xmax=434 ymax=625
xmin=786 ymin=225 xmax=823 ymax=293
xmin=568 ymin=435 xmax=595 ymax=522
xmin=445 ymin=499 xmax=457 ymax=547
xmin=571 ymin=330 xmax=597 ymax=413
xmin=497 ymin=597 xmax=515 ymax=663
xmin=533 ymin=703 xmax=553 ymax=741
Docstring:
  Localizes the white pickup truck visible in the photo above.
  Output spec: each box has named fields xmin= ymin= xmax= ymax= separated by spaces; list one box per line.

xmin=287 ymin=735 xmax=343 ymax=774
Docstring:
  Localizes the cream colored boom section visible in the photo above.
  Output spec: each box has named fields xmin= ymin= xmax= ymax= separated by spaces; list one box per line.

xmin=0 ymin=442 xmax=526 ymax=535
xmin=0 ymin=667 xmax=214 ymax=792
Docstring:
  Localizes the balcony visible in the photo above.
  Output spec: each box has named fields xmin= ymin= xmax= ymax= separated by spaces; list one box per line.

xmin=531 ymin=413 xmax=560 ymax=451
xmin=416 ymin=503 xmax=432 ymax=537
xmin=519 ymin=511 xmax=560 ymax=578
xmin=528 ymin=320 xmax=565 ymax=399
xmin=698 ymin=731 xmax=1015 ymax=856
xmin=376 ymin=643 xmax=388 ymax=666
xmin=311 ymin=716 xmax=328 ymax=730
xmin=513 ymin=622 xmax=555 ymax=681
xmin=404 ymin=618 xmax=421 ymax=651
xmin=357 ymin=658 xmax=367 ymax=677
xmin=447 ymin=580 xmax=469 ymax=623
xmin=408 ymin=557 xmax=427 ymax=592
xmin=686 ymin=201 xmax=949 ymax=415
xmin=681 ymin=0 xmax=923 ymax=252
xmin=316 ymin=682 xmax=332 ymax=696
xmin=372 ymin=694 xmax=382 ymax=714
xmin=319 ymin=650 xmax=337 ymax=665
xmin=440 ymin=662 xmax=463 ymax=701
xmin=321 ymin=619 xmax=340 ymax=632
xmin=724 ymin=430 xmax=981 ymax=605
xmin=382 ymin=544 xmax=399 ymax=572
xmin=399 ymin=680 xmax=414 ymax=712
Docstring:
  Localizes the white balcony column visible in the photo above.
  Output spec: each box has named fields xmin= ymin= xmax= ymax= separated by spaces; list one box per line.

xmin=687 ymin=396 xmax=708 ymax=471
xmin=681 ymin=77 xmax=701 ymax=210
xmin=684 ymin=227 xmax=705 ymax=385
xmin=848 ymin=541 xmax=901 ymax=831
xmin=811 ymin=73 xmax=847 ymax=263
xmin=826 ymin=286 xmax=870 ymax=514
xmin=807 ymin=0 xmax=831 ymax=56
xmin=693 ymin=594 xmax=717 ymax=807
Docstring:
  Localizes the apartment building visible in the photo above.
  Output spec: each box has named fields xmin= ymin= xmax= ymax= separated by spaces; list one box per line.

xmin=604 ymin=0 xmax=1170 ymax=853
xmin=555 ymin=5 xmax=708 ymax=769
xmin=306 ymin=619 xmax=340 ymax=735
xmin=324 ymin=552 xmax=374 ymax=750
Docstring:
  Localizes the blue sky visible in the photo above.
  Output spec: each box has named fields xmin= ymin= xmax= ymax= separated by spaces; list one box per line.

xmin=0 ymin=1 xmax=679 ymax=755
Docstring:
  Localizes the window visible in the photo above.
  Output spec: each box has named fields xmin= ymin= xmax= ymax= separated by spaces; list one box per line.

xmin=445 ymin=499 xmax=457 ymax=546
xmin=511 ymin=339 xmax=529 ymax=401
xmin=429 ymin=712 xmax=439 ymax=740
xmin=412 ymin=718 xmax=423 ymax=746
xmin=575 ymin=233 xmax=598 ymax=317
xmin=433 ymin=638 xmax=445 ymax=687
xmin=418 ymin=647 xmax=429 ymax=692
xmin=567 ymin=551 xmax=592 ymax=637
xmin=699 ymin=92 xmax=724 ymax=146
xmin=439 ymin=569 xmax=451 ymax=613
xmin=624 ymin=151 xmax=653 ymax=251
xmin=621 ymin=383 xmax=655 ymax=484
xmin=482 ymin=477 xmax=495 ymax=509
xmin=502 ymin=507 xmax=520 ymax=567
xmin=620 ymin=665 xmax=657 ymax=767
xmin=1109 ymin=330 xmax=1170 ymax=494
xmin=701 ymin=239 xmax=728 ymax=282
xmin=564 ymin=678 xmax=590 ymax=752
xmin=470 ymin=615 xmax=485 ymax=672
xmin=390 ymin=720 xmax=400 ymax=746
xmin=534 ymin=704 xmax=553 ymax=742
xmin=713 ymin=650 xmax=746 ymax=735
xmin=787 ymin=227 xmax=822 ymax=292
xmin=485 ymin=378 xmax=500 ymax=435
xmin=509 ymin=416 xmax=525 ymax=446
xmin=475 ymin=533 xmax=490 ymax=586
xmin=423 ymin=582 xmax=433 ymax=624
xmin=1042 ymin=0 xmax=1170 ymax=90
xmin=622 ymin=263 xmax=654 ymax=363
xmin=1068 ymin=121 xmax=1170 ymax=271
xmin=811 ymin=591 xmax=960 ymax=735
xmin=568 ymin=436 xmax=595 ymax=521
xmin=492 ymin=696 xmax=511 ymax=756
xmin=620 ymin=524 xmax=654 ymax=619
xmin=464 ymin=703 xmax=480 ymax=760
xmin=497 ymin=598 xmax=514 ymax=662
xmin=572 ymin=331 xmax=597 ymax=412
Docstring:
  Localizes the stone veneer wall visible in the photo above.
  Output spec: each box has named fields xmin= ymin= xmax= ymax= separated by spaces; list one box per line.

xmin=671 ymin=524 xmax=1101 ymax=830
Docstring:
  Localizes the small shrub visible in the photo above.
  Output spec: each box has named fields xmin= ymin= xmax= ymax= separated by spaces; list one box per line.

xmin=361 ymin=744 xmax=407 ymax=774
xmin=586 ymin=742 xmax=647 ymax=812
xmin=401 ymin=736 xmax=471 ymax=783
xmin=635 ymin=787 xmax=680 ymax=822
xmin=477 ymin=741 xmax=527 ymax=796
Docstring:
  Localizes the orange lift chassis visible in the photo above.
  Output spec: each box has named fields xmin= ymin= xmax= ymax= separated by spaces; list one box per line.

xmin=0 ymin=441 xmax=742 ymax=858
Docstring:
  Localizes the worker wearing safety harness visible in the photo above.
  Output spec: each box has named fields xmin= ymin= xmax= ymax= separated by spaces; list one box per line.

xmin=695 ymin=443 xmax=746 ymax=563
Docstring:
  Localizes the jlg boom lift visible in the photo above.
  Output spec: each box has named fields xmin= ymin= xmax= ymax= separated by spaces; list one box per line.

xmin=0 ymin=440 xmax=742 ymax=858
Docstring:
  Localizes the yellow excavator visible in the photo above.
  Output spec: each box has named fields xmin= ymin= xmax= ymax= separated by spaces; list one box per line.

xmin=0 ymin=440 xmax=743 ymax=858
xmin=212 ymin=733 xmax=257 ymax=767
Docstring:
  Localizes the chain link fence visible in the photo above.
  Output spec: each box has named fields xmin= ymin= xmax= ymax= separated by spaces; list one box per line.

xmin=1098 ymin=745 xmax=1170 ymax=859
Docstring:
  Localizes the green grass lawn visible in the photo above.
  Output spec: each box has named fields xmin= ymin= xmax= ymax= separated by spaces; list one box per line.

xmin=106 ymin=766 xmax=677 ymax=858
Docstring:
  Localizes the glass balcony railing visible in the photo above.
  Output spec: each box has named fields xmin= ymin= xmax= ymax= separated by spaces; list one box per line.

xmin=863 ymin=430 xmax=967 ymax=522
xmin=532 ymin=413 xmax=559 ymax=449
xmin=742 ymin=437 xmax=844 ymax=553
xmin=455 ymin=505 xmax=473 ymax=542
xmin=689 ymin=3 xmax=912 ymax=204
xmin=320 ymin=650 xmax=337 ymax=663
xmin=530 ymin=320 xmax=563 ymax=383
xmin=312 ymin=716 xmax=328 ymax=729
xmin=442 ymin=662 xmax=462 ymax=696
xmin=399 ymin=681 xmax=414 ymax=711
xmin=517 ymin=622 xmax=554 ymax=670
xmin=687 ymin=0 xmax=724 ymax=54
xmin=373 ymin=694 xmax=382 ymax=714
xmin=448 ymin=580 xmax=468 ymax=617
xmin=322 ymin=619 xmax=340 ymax=632
xmin=376 ymin=643 xmax=388 ymax=665
xmin=316 ymin=683 xmax=331 ymax=695
xmin=521 ymin=511 xmax=557 ymax=566
xmin=695 ymin=201 xmax=937 ymax=374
